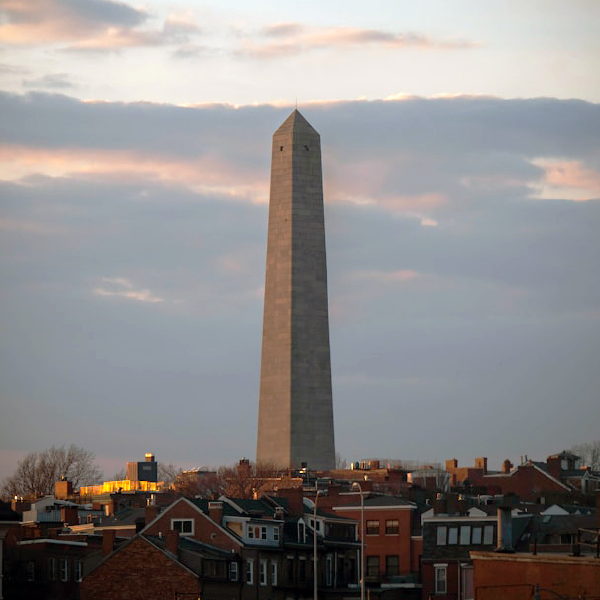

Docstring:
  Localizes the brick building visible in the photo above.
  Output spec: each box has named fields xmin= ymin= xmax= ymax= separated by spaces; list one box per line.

xmin=471 ymin=551 xmax=600 ymax=599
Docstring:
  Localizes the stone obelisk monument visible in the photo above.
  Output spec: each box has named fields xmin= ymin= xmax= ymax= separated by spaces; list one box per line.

xmin=256 ymin=110 xmax=335 ymax=471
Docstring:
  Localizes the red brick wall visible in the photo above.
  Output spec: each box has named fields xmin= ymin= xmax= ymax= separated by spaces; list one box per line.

xmin=144 ymin=498 xmax=241 ymax=552
xmin=333 ymin=506 xmax=415 ymax=577
xmin=477 ymin=465 xmax=567 ymax=501
xmin=471 ymin=551 xmax=600 ymax=599
xmin=80 ymin=536 xmax=198 ymax=600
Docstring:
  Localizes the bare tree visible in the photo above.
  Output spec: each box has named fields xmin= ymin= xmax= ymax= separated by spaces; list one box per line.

xmin=1 ymin=445 xmax=103 ymax=499
xmin=158 ymin=463 xmax=182 ymax=487
xmin=570 ymin=440 xmax=600 ymax=471
xmin=215 ymin=460 xmax=281 ymax=499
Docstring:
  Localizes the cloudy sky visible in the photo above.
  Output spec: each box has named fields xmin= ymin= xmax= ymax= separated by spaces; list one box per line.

xmin=1 ymin=0 xmax=599 ymax=483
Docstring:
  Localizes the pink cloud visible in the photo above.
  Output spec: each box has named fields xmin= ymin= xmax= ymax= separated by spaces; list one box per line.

xmin=0 ymin=145 xmax=269 ymax=202
xmin=240 ymin=23 xmax=479 ymax=59
xmin=532 ymin=159 xmax=600 ymax=201
xmin=0 ymin=0 xmax=199 ymax=50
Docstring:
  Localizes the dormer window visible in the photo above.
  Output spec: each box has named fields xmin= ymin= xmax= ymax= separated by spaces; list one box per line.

xmin=298 ymin=519 xmax=306 ymax=543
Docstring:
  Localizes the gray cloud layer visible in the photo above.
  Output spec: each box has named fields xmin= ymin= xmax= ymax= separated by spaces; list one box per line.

xmin=1 ymin=92 xmax=599 ymax=477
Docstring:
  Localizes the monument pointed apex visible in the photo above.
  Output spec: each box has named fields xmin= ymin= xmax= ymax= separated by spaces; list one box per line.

xmin=274 ymin=108 xmax=319 ymax=137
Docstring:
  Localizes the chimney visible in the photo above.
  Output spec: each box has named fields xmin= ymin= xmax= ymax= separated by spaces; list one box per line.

xmin=496 ymin=505 xmax=514 ymax=553
xmin=501 ymin=460 xmax=513 ymax=474
xmin=55 ymin=478 xmax=73 ymax=500
xmin=445 ymin=459 xmax=458 ymax=472
xmin=165 ymin=530 xmax=179 ymax=557
xmin=208 ymin=501 xmax=223 ymax=524
xmin=274 ymin=506 xmax=285 ymax=520
xmin=102 ymin=530 xmax=116 ymax=556
xmin=145 ymin=504 xmax=159 ymax=526
xmin=433 ymin=494 xmax=448 ymax=515
xmin=60 ymin=506 xmax=79 ymax=526
xmin=272 ymin=487 xmax=304 ymax=516
xmin=474 ymin=457 xmax=488 ymax=475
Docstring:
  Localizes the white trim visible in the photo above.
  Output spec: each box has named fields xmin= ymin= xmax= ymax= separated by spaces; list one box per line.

xmin=18 ymin=539 xmax=88 ymax=547
xmin=139 ymin=496 xmax=243 ymax=549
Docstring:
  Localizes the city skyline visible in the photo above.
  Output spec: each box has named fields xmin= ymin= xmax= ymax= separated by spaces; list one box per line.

xmin=1 ymin=0 xmax=600 ymax=483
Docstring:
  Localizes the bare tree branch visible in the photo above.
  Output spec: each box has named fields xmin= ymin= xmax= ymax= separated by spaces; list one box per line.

xmin=1 ymin=445 xmax=103 ymax=499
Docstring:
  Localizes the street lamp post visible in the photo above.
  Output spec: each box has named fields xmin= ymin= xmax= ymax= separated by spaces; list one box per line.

xmin=313 ymin=490 xmax=323 ymax=600
xmin=351 ymin=482 xmax=365 ymax=600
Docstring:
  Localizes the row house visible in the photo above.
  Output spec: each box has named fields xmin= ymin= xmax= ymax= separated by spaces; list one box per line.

xmin=420 ymin=496 xmax=534 ymax=600
xmin=328 ymin=490 xmax=422 ymax=600
xmin=81 ymin=493 xmax=361 ymax=600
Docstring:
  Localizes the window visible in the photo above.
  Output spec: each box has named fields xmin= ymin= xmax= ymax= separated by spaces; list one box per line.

xmin=75 ymin=560 xmax=83 ymax=583
xmin=59 ymin=558 xmax=69 ymax=582
xmin=436 ymin=526 xmax=447 ymax=545
xmin=385 ymin=555 xmax=399 ymax=577
xmin=448 ymin=527 xmax=458 ymax=545
xmin=271 ymin=560 xmax=277 ymax=586
xmin=460 ymin=525 xmax=471 ymax=545
xmin=298 ymin=521 xmax=306 ymax=543
xmin=171 ymin=518 xmax=194 ymax=536
xmin=260 ymin=560 xmax=267 ymax=586
xmin=286 ymin=557 xmax=294 ymax=582
xmin=385 ymin=519 xmax=399 ymax=534
xmin=27 ymin=561 xmax=35 ymax=582
xmin=261 ymin=526 xmax=267 ymax=540
xmin=273 ymin=526 xmax=280 ymax=542
xmin=366 ymin=555 xmax=379 ymax=578
xmin=248 ymin=525 xmax=254 ymax=539
xmin=299 ymin=558 xmax=306 ymax=581
xmin=483 ymin=525 xmax=494 ymax=545
xmin=48 ymin=558 xmax=56 ymax=582
xmin=366 ymin=520 xmax=379 ymax=535
xmin=229 ymin=562 xmax=239 ymax=581
xmin=326 ymin=555 xmax=333 ymax=586
xmin=472 ymin=526 xmax=482 ymax=544
xmin=246 ymin=559 xmax=253 ymax=584
xmin=434 ymin=565 xmax=447 ymax=594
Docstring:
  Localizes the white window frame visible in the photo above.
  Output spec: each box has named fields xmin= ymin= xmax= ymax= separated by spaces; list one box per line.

xmin=298 ymin=519 xmax=306 ymax=543
xmin=273 ymin=526 xmax=280 ymax=542
xmin=27 ymin=560 xmax=35 ymax=582
xmin=260 ymin=559 xmax=267 ymax=586
xmin=49 ymin=557 xmax=56 ymax=582
xmin=271 ymin=560 xmax=278 ymax=586
xmin=171 ymin=518 xmax=194 ymax=536
xmin=247 ymin=524 xmax=255 ymax=539
xmin=59 ymin=558 xmax=69 ymax=582
xmin=434 ymin=564 xmax=447 ymax=594
xmin=261 ymin=525 xmax=267 ymax=540
xmin=75 ymin=560 xmax=83 ymax=583
xmin=246 ymin=559 xmax=254 ymax=585
xmin=326 ymin=555 xmax=333 ymax=586
xmin=229 ymin=562 xmax=238 ymax=581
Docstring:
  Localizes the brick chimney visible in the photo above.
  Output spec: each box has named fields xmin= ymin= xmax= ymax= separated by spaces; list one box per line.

xmin=102 ymin=529 xmax=116 ymax=556
xmin=165 ymin=530 xmax=179 ymax=557
xmin=145 ymin=504 xmax=159 ymax=526
xmin=55 ymin=478 xmax=73 ymax=500
xmin=208 ymin=501 xmax=223 ymax=524
xmin=60 ymin=506 xmax=79 ymax=526
xmin=501 ymin=459 xmax=513 ymax=474
xmin=273 ymin=487 xmax=304 ymax=516
xmin=474 ymin=457 xmax=488 ymax=475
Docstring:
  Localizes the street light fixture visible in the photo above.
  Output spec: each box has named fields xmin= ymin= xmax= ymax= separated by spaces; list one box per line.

xmin=351 ymin=482 xmax=365 ymax=600
xmin=313 ymin=489 xmax=324 ymax=600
